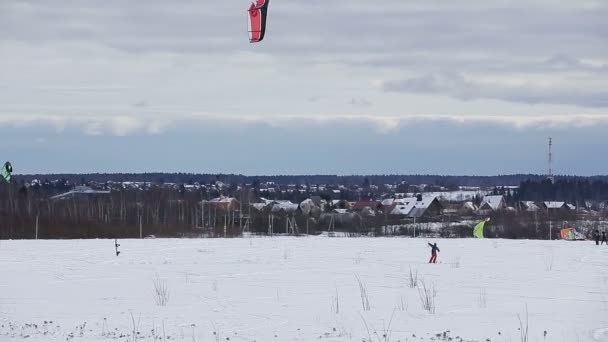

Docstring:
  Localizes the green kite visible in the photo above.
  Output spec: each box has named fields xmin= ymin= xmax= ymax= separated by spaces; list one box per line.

xmin=473 ymin=218 xmax=490 ymax=238
xmin=2 ymin=161 xmax=12 ymax=183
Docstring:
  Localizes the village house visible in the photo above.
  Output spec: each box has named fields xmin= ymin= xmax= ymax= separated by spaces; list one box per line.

xmin=388 ymin=195 xmax=442 ymax=219
xmin=477 ymin=195 xmax=506 ymax=214
xmin=206 ymin=197 xmax=240 ymax=212
xmin=519 ymin=201 xmax=540 ymax=212
xmin=542 ymin=201 xmax=569 ymax=212
xmin=50 ymin=185 xmax=111 ymax=200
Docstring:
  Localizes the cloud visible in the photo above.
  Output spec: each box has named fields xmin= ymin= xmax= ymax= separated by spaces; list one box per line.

xmin=349 ymin=98 xmax=371 ymax=107
xmin=1 ymin=0 xmax=607 ymax=174
xmin=542 ymin=54 xmax=607 ymax=72
xmin=2 ymin=112 xmax=608 ymax=137
xmin=3 ymin=113 xmax=608 ymax=176
xmin=0 ymin=114 xmax=170 ymax=136
xmin=382 ymin=71 xmax=608 ymax=108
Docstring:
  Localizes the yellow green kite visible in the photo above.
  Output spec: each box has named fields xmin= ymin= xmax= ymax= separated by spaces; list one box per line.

xmin=473 ymin=218 xmax=490 ymax=238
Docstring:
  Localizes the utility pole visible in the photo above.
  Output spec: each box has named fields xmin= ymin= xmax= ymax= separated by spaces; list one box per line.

xmin=547 ymin=137 xmax=554 ymax=239
xmin=534 ymin=210 xmax=539 ymax=237
xmin=268 ymin=214 xmax=274 ymax=235
xmin=201 ymin=196 xmax=205 ymax=229
xmin=224 ymin=213 xmax=227 ymax=238
xmin=239 ymin=190 xmax=243 ymax=233
xmin=248 ymin=190 xmax=252 ymax=233
xmin=547 ymin=137 xmax=554 ymax=183
xmin=547 ymin=206 xmax=552 ymax=240
xmin=306 ymin=215 xmax=309 ymax=235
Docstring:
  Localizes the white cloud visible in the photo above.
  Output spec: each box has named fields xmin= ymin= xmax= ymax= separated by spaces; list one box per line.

xmin=5 ymin=112 xmax=608 ymax=135
xmin=382 ymin=71 xmax=608 ymax=108
xmin=109 ymin=116 xmax=143 ymax=136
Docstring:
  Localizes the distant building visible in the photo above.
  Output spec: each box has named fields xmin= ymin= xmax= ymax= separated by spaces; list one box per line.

xmin=478 ymin=195 xmax=506 ymax=213
xmin=409 ymin=196 xmax=442 ymax=218
xmin=331 ymin=199 xmax=351 ymax=210
xmin=542 ymin=201 xmax=569 ymax=212
xmin=460 ymin=201 xmax=478 ymax=216
xmin=270 ymin=200 xmax=299 ymax=214
xmin=441 ymin=201 xmax=477 ymax=216
xmin=519 ymin=201 xmax=540 ymax=212
xmin=390 ymin=198 xmax=417 ymax=216
xmin=206 ymin=197 xmax=240 ymax=212
xmin=389 ymin=196 xmax=442 ymax=219
xmin=351 ymin=201 xmax=381 ymax=212
xmin=50 ymin=186 xmax=111 ymax=200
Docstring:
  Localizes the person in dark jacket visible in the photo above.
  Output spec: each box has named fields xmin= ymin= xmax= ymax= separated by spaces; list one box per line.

xmin=602 ymin=231 xmax=607 ymax=245
xmin=428 ymin=242 xmax=440 ymax=263
xmin=594 ymin=230 xmax=600 ymax=245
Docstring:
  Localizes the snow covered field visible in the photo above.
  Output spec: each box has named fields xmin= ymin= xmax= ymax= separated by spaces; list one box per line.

xmin=1 ymin=237 xmax=607 ymax=342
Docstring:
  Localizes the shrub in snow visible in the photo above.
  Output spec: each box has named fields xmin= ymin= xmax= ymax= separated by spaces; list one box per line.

xmin=407 ymin=267 xmax=419 ymax=288
xmin=418 ymin=279 xmax=437 ymax=314
xmin=153 ymin=274 xmax=170 ymax=306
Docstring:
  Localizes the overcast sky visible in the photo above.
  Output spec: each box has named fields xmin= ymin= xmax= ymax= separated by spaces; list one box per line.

xmin=1 ymin=0 xmax=607 ymax=175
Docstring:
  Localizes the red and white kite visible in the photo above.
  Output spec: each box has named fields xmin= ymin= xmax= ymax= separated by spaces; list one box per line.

xmin=248 ymin=0 xmax=269 ymax=43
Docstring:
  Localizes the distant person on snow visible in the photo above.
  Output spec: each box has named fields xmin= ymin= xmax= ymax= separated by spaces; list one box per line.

xmin=602 ymin=231 xmax=607 ymax=245
xmin=594 ymin=230 xmax=600 ymax=245
xmin=428 ymin=242 xmax=440 ymax=263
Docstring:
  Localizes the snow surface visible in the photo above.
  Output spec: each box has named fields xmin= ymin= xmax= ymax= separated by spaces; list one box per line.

xmin=0 ymin=238 xmax=607 ymax=342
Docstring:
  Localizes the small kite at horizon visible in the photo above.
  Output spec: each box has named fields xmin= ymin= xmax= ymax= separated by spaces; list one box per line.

xmin=248 ymin=0 xmax=270 ymax=43
xmin=2 ymin=161 xmax=13 ymax=183
xmin=473 ymin=217 xmax=490 ymax=239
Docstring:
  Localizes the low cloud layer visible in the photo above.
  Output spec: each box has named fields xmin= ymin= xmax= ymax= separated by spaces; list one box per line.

xmin=2 ymin=113 xmax=608 ymax=138
xmin=1 ymin=116 xmax=606 ymax=176
xmin=382 ymin=71 xmax=608 ymax=108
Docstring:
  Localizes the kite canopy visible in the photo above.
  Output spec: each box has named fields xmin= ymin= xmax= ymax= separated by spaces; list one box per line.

xmin=560 ymin=228 xmax=585 ymax=241
xmin=248 ymin=0 xmax=269 ymax=43
xmin=2 ymin=161 xmax=12 ymax=183
xmin=473 ymin=218 xmax=490 ymax=238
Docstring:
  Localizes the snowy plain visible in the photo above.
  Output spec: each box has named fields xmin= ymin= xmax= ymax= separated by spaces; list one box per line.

xmin=0 ymin=237 xmax=607 ymax=342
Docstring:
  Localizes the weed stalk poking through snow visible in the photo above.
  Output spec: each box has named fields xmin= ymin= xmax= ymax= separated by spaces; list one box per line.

xmin=418 ymin=279 xmax=437 ymax=314
xmin=153 ymin=273 xmax=170 ymax=306
xmin=331 ymin=287 xmax=340 ymax=314
xmin=517 ymin=304 xmax=529 ymax=342
xmin=130 ymin=312 xmax=141 ymax=342
xmin=356 ymin=275 xmax=371 ymax=311
xmin=408 ymin=266 xmax=418 ymax=288
xmin=544 ymin=254 xmax=554 ymax=271
xmin=397 ymin=295 xmax=407 ymax=312
xmin=478 ymin=288 xmax=487 ymax=308
xmin=359 ymin=309 xmax=396 ymax=342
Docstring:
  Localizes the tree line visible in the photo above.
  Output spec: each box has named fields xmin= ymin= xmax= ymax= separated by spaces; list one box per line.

xmin=1 ymin=177 xmax=608 ymax=240
xmin=15 ymin=173 xmax=596 ymax=188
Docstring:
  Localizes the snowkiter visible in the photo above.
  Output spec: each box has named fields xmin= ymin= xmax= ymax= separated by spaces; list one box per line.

xmin=594 ymin=230 xmax=600 ymax=245
xmin=428 ymin=242 xmax=440 ymax=263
